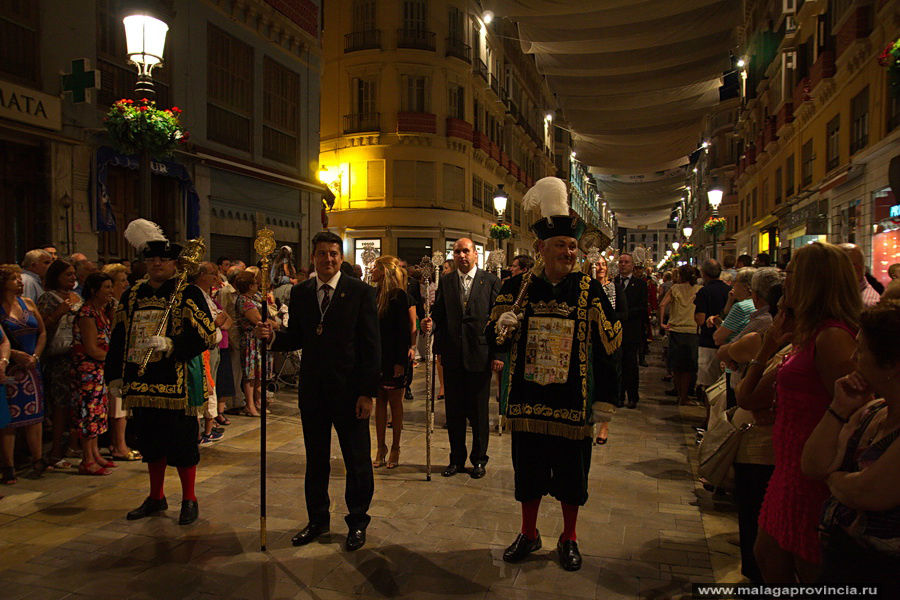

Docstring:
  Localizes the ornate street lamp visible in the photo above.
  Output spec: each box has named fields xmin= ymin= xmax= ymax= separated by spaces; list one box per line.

xmin=123 ymin=11 xmax=169 ymax=219
xmin=493 ymin=184 xmax=508 ymax=222
xmin=707 ymin=188 xmax=724 ymax=260
xmin=683 ymin=226 xmax=693 ymax=239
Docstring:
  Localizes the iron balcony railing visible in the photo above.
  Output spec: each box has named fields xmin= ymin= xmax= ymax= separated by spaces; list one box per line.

xmin=344 ymin=30 xmax=381 ymax=52
xmin=397 ymin=28 xmax=435 ymax=51
xmin=343 ymin=112 xmax=380 ymax=134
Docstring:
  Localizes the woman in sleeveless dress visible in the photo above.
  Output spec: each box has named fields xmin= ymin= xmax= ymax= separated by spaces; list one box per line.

xmin=0 ymin=265 xmax=48 ymax=484
xmin=753 ymin=242 xmax=860 ymax=583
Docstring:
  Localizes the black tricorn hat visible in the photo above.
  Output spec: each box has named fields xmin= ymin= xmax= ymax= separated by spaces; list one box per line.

xmin=530 ymin=214 xmax=587 ymax=241
xmin=142 ymin=240 xmax=183 ymax=260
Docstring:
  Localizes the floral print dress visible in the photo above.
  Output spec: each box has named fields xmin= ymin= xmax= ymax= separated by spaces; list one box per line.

xmin=71 ymin=303 xmax=110 ymax=438
xmin=236 ymin=294 xmax=272 ymax=380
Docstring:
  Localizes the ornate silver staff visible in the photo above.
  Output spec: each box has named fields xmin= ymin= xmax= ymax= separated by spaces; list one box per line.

xmin=419 ymin=251 xmax=443 ymax=481
xmin=361 ymin=242 xmax=378 ymax=284
xmin=254 ymin=227 xmax=276 ymax=552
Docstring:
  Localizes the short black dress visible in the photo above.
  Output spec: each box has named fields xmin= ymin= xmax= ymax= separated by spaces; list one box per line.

xmin=378 ymin=288 xmax=412 ymax=389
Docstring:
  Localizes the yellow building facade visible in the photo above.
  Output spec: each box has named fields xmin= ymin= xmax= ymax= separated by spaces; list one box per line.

xmin=318 ymin=0 xmax=560 ymax=267
xmin=733 ymin=0 xmax=899 ymax=281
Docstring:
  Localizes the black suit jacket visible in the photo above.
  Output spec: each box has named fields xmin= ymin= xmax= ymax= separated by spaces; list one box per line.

xmin=271 ymin=274 xmax=380 ymax=412
xmin=615 ymin=275 xmax=648 ymax=345
xmin=432 ymin=268 xmax=500 ymax=372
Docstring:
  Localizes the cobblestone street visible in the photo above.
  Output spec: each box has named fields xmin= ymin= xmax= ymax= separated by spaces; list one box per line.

xmin=0 ymin=344 xmax=741 ymax=599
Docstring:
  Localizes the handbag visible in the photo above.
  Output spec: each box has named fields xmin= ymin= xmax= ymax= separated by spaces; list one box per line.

xmin=698 ymin=375 xmax=750 ymax=487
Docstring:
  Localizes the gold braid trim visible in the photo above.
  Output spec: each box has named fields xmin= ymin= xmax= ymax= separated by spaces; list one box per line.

xmin=183 ymin=297 xmax=218 ymax=348
xmin=507 ymin=417 xmax=593 ymax=440
xmin=588 ymin=303 xmax=623 ymax=355
xmin=495 ymin=293 xmax=515 ymax=304
xmin=124 ymin=395 xmax=203 ymax=416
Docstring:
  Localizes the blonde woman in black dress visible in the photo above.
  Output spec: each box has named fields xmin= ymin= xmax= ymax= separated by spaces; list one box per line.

xmin=371 ymin=256 xmax=414 ymax=469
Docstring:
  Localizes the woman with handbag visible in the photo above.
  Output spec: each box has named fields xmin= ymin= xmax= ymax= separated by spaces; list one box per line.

xmin=37 ymin=260 xmax=82 ymax=469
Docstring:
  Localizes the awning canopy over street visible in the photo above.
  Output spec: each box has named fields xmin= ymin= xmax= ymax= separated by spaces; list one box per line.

xmin=486 ymin=0 xmax=742 ymax=227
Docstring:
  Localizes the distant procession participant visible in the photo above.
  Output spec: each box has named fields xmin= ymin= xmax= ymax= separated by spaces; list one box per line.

xmin=487 ymin=177 xmax=622 ymax=572
xmin=106 ymin=220 xmax=217 ymax=526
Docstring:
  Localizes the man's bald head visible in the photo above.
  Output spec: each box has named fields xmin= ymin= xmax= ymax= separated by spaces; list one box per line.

xmin=453 ymin=238 xmax=477 ymax=272
xmin=839 ymin=243 xmax=865 ymax=281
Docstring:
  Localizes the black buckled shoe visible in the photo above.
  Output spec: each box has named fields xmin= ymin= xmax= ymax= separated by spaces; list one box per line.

xmin=470 ymin=465 xmax=486 ymax=479
xmin=291 ymin=522 xmax=330 ymax=546
xmin=345 ymin=527 xmax=366 ymax=551
xmin=441 ymin=464 xmax=466 ymax=477
xmin=178 ymin=500 xmax=199 ymax=525
xmin=557 ymin=538 xmax=582 ymax=571
xmin=502 ymin=531 xmax=542 ymax=563
xmin=126 ymin=496 xmax=168 ymax=520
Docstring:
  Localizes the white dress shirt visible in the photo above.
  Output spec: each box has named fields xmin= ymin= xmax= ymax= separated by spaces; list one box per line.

xmin=315 ymin=270 xmax=341 ymax=312
xmin=458 ymin=265 xmax=478 ymax=302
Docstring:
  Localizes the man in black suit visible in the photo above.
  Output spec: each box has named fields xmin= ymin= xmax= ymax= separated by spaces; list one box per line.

xmin=422 ymin=238 xmax=501 ymax=479
xmin=257 ymin=231 xmax=380 ymax=551
xmin=614 ymin=253 xmax=648 ymax=408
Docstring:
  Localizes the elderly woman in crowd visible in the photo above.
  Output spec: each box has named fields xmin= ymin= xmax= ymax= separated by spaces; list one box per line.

xmin=801 ymin=299 xmax=900 ymax=593
xmin=751 ymin=242 xmax=860 ymax=583
xmin=0 ymin=265 xmax=48 ymax=483
xmin=234 ymin=270 xmax=277 ymax=417
xmin=72 ymin=273 xmax=116 ymax=475
xmin=37 ymin=259 xmax=82 ymax=468
xmin=659 ymin=264 xmax=702 ymax=407
xmin=99 ymin=262 xmax=139 ymax=460
xmin=715 ymin=268 xmax=784 ymax=584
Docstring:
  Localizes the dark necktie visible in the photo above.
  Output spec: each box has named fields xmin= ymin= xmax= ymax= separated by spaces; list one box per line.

xmin=320 ymin=284 xmax=331 ymax=313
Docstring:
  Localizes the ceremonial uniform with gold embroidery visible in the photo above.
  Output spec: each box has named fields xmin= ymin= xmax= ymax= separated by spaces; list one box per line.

xmin=106 ymin=277 xmax=217 ymax=467
xmin=488 ymin=267 xmax=621 ymax=505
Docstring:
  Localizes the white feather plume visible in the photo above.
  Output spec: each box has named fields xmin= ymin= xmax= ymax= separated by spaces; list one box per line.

xmin=522 ymin=177 xmax=569 ymax=219
xmin=124 ymin=219 xmax=167 ymax=252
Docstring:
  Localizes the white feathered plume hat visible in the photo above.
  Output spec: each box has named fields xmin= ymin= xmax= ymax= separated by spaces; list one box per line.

xmin=523 ymin=176 xmax=586 ymax=241
xmin=124 ymin=218 xmax=182 ymax=259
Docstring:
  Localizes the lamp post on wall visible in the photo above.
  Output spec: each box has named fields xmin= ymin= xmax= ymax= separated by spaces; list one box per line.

xmin=707 ymin=188 xmax=723 ymax=260
xmin=492 ymin=184 xmax=509 ymax=272
xmin=123 ymin=12 xmax=169 ymax=219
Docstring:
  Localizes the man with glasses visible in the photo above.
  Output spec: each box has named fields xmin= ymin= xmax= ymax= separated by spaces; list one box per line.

xmin=106 ymin=220 xmax=217 ymax=527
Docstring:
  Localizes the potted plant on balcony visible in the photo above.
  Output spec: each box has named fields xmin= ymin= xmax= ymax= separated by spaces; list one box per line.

xmin=104 ymin=98 xmax=189 ymax=159
xmin=490 ymin=224 xmax=511 ymax=240
xmin=703 ymin=216 xmax=727 ymax=237
xmin=879 ymin=37 xmax=900 ymax=97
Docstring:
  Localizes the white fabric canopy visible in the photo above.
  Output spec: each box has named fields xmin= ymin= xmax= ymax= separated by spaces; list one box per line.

xmin=486 ymin=0 xmax=741 ymax=226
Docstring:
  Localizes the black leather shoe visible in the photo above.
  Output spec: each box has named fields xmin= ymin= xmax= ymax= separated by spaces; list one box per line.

xmin=442 ymin=464 xmax=465 ymax=477
xmin=292 ymin=522 xmax=330 ymax=546
xmin=626 ymin=401 xmax=638 ymax=409
xmin=557 ymin=538 xmax=582 ymax=571
xmin=126 ymin=496 xmax=168 ymax=520
xmin=404 ymin=388 xmax=414 ymax=400
xmin=346 ymin=527 xmax=366 ymax=551
xmin=470 ymin=465 xmax=486 ymax=479
xmin=178 ymin=500 xmax=199 ymax=525
xmin=503 ymin=531 xmax=542 ymax=563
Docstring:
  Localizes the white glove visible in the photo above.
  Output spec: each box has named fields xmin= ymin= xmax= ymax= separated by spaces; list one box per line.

xmin=498 ymin=311 xmax=522 ymax=330
xmin=108 ymin=379 xmax=123 ymax=399
xmin=149 ymin=335 xmax=174 ymax=356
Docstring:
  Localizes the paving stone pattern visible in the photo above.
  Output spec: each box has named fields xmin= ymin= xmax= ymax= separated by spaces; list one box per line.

xmin=0 ymin=343 xmax=742 ymax=599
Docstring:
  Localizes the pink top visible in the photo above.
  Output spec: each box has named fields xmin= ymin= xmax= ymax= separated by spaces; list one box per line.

xmin=758 ymin=319 xmax=856 ymax=564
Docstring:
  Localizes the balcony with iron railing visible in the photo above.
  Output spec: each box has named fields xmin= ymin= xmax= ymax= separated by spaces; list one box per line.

xmin=474 ymin=58 xmax=488 ymax=82
xmin=343 ymin=112 xmax=380 ymax=134
xmin=397 ymin=28 xmax=435 ymax=51
xmin=445 ymin=37 xmax=470 ymax=63
xmin=344 ymin=30 xmax=381 ymax=52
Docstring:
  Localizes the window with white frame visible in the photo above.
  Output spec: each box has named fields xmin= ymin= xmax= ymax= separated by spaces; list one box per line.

xmin=401 ymin=74 xmax=428 ymax=112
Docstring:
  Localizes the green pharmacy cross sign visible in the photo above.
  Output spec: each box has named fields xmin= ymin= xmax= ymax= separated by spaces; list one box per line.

xmin=62 ymin=59 xmax=99 ymax=103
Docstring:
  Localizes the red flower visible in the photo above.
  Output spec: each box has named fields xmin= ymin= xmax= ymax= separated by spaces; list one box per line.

xmin=138 ymin=106 xmax=148 ymax=111
xmin=140 ymin=98 xmax=149 ymax=103
xmin=171 ymin=106 xmax=182 ymax=113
